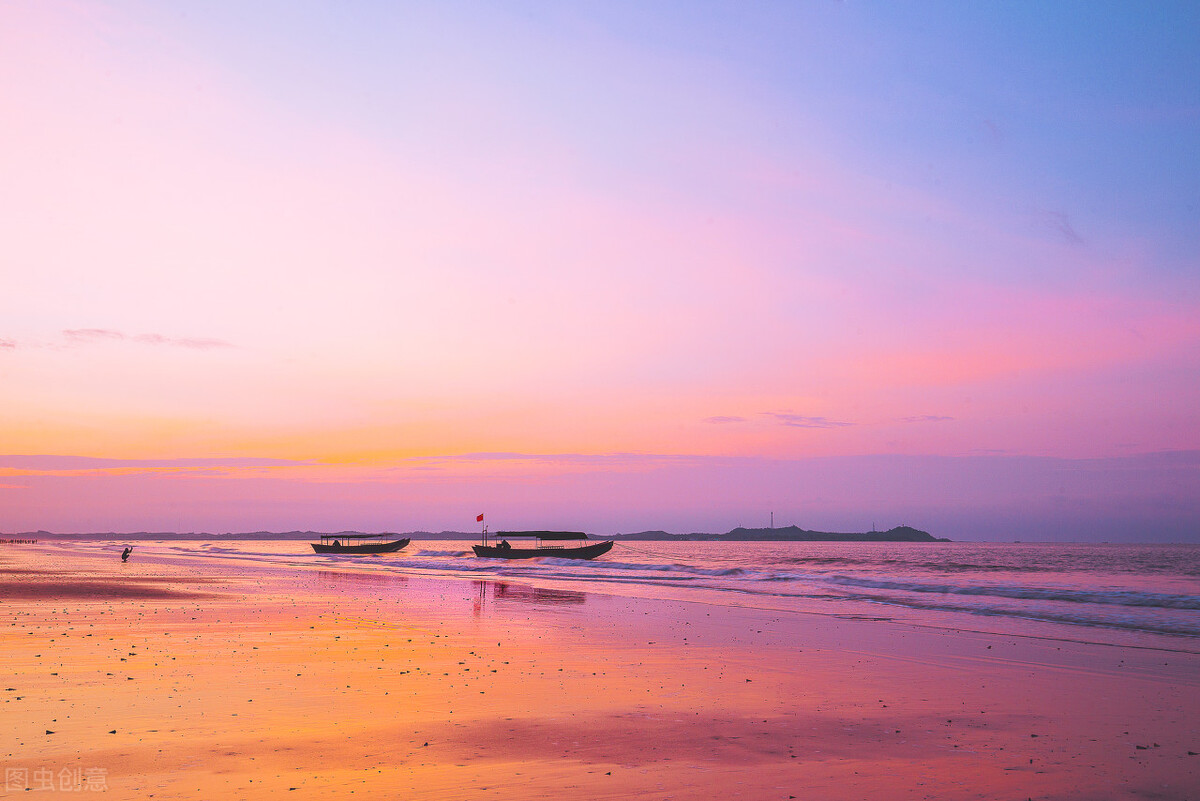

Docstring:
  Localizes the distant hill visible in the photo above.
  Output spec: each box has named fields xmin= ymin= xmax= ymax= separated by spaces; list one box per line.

xmin=15 ymin=530 xmax=482 ymax=541
xmin=16 ymin=526 xmax=946 ymax=542
xmin=16 ymin=530 xmax=391 ymax=541
xmin=615 ymin=525 xmax=947 ymax=542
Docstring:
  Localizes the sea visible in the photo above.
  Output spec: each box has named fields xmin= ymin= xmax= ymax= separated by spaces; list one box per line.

xmin=43 ymin=538 xmax=1200 ymax=652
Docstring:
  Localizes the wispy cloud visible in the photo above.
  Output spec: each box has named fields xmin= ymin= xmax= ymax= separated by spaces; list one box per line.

xmin=0 ymin=338 xmax=16 ymax=350
xmin=62 ymin=329 xmax=233 ymax=349
xmin=63 ymin=328 xmax=125 ymax=343
xmin=132 ymin=333 xmax=233 ymax=349
xmin=898 ymin=415 xmax=954 ymax=423
xmin=702 ymin=416 xmax=747 ymax=424
xmin=391 ymin=452 xmax=731 ymax=473
xmin=761 ymin=412 xmax=853 ymax=428
xmin=0 ymin=455 xmax=309 ymax=470
xmin=1033 ymin=209 xmax=1084 ymax=245
xmin=437 ymin=452 xmax=707 ymax=467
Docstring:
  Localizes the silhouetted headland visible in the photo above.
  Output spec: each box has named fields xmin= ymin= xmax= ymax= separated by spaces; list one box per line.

xmin=14 ymin=525 xmax=947 ymax=542
xmin=614 ymin=525 xmax=948 ymax=542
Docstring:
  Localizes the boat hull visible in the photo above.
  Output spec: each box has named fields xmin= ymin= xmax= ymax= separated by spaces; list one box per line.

xmin=311 ymin=537 xmax=410 ymax=554
xmin=472 ymin=540 xmax=614 ymax=560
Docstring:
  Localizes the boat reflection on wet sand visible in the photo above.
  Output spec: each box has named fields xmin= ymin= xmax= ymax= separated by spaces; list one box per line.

xmin=317 ymin=570 xmax=409 ymax=589
xmin=475 ymin=580 xmax=587 ymax=605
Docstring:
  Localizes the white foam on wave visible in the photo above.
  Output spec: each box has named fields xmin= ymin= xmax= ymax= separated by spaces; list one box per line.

xmin=823 ymin=574 xmax=1200 ymax=610
xmin=838 ymin=589 xmax=1200 ymax=638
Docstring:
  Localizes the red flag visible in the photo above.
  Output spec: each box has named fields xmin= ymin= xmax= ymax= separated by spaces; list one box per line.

xmin=476 ymin=513 xmax=484 ymax=522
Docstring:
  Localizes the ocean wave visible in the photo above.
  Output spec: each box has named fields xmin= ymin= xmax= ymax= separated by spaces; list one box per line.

xmin=823 ymin=575 xmax=1200 ymax=610
xmin=839 ymin=591 xmax=1200 ymax=638
xmin=170 ymin=544 xmax=284 ymax=559
xmin=561 ymin=558 xmax=747 ymax=577
xmin=775 ymin=556 xmax=1050 ymax=573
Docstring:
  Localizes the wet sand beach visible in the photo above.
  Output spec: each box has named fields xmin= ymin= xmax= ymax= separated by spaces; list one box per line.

xmin=2 ymin=545 xmax=1198 ymax=800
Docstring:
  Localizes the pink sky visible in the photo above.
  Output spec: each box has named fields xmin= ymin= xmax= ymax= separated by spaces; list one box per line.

xmin=1 ymin=2 xmax=1197 ymax=539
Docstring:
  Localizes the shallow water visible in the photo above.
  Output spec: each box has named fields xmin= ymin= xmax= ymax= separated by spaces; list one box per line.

xmin=40 ymin=538 xmax=1200 ymax=651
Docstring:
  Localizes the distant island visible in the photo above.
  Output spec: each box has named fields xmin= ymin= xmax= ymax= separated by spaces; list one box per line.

xmin=12 ymin=525 xmax=947 ymax=542
xmin=613 ymin=525 xmax=947 ymax=542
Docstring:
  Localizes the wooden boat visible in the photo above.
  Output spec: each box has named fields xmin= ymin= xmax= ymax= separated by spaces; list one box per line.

xmin=473 ymin=531 xmax=613 ymax=560
xmin=311 ymin=534 xmax=410 ymax=554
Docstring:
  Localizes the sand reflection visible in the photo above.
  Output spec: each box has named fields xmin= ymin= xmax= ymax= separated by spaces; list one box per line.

xmin=317 ymin=570 xmax=408 ymax=588
xmin=472 ymin=580 xmax=586 ymax=614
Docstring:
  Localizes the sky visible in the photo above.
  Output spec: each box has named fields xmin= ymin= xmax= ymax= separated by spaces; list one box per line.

xmin=1 ymin=1 xmax=1198 ymax=540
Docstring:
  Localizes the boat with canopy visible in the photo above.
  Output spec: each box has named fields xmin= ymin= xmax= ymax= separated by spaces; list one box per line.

xmin=311 ymin=533 xmax=411 ymax=554
xmin=473 ymin=530 xmax=614 ymax=560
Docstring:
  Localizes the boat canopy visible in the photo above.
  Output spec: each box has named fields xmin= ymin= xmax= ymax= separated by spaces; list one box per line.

xmin=495 ymin=531 xmax=589 ymax=540
xmin=318 ymin=533 xmax=393 ymax=540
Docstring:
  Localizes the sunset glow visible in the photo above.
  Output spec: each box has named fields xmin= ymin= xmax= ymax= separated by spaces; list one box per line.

xmin=2 ymin=1 xmax=1197 ymax=538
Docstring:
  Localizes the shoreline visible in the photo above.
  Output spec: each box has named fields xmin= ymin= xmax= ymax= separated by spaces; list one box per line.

xmin=21 ymin=538 xmax=1200 ymax=655
xmin=3 ymin=544 xmax=1198 ymax=799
